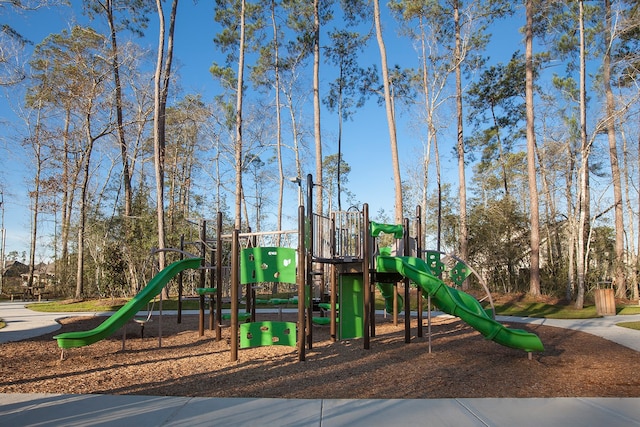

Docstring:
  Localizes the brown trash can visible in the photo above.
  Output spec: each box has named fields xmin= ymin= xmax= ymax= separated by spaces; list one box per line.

xmin=595 ymin=288 xmax=616 ymax=316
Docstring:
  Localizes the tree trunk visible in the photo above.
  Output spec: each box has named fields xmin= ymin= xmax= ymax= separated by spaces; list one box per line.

xmin=75 ymin=139 xmax=94 ymax=299
xmin=419 ymin=18 xmax=431 ymax=249
xmin=637 ymin=118 xmax=640 ymax=299
xmin=525 ymin=0 xmax=541 ymax=296
xmin=604 ymin=0 xmax=626 ymax=298
xmin=270 ymin=0 xmax=284 ymax=239
xmin=575 ymin=0 xmax=589 ymax=309
xmin=313 ymin=0 xmax=323 ymax=216
xmin=153 ymin=0 xmax=168 ymax=272
xmin=373 ymin=0 xmax=403 ymax=224
xmin=59 ymin=109 xmax=74 ymax=291
xmin=454 ymin=0 xmax=469 ymax=267
xmin=234 ymin=0 xmax=246 ymax=231
xmin=622 ymin=127 xmax=638 ymax=299
xmin=28 ymin=109 xmax=43 ymax=291
xmin=105 ymin=0 xmax=133 ymax=221
xmin=565 ymin=141 xmax=577 ymax=302
xmin=153 ymin=0 xmax=178 ymax=290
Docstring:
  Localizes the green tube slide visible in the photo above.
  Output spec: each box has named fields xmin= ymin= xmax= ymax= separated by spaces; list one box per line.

xmin=54 ymin=258 xmax=202 ymax=349
xmin=376 ymin=282 xmax=403 ymax=313
xmin=376 ymin=255 xmax=544 ymax=353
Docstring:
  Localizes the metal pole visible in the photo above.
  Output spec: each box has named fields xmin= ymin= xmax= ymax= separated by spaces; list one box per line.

xmin=230 ymin=229 xmax=239 ymax=362
xmin=416 ymin=205 xmax=423 ymax=338
xmin=363 ymin=203 xmax=370 ymax=350
xmin=403 ymin=217 xmax=411 ymax=344
xmin=306 ymin=173 xmax=313 ymax=349
xmin=178 ymin=235 xmax=184 ymax=324
xmin=428 ymin=294 xmax=432 ymax=354
xmin=198 ymin=220 xmax=206 ymax=336
xmin=215 ymin=212 xmax=223 ymax=342
xmin=297 ymin=205 xmax=306 ymax=361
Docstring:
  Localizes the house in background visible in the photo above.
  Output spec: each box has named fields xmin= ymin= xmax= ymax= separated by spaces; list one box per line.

xmin=3 ymin=260 xmax=28 ymax=278
xmin=1 ymin=261 xmax=55 ymax=300
xmin=21 ymin=262 xmax=55 ymax=283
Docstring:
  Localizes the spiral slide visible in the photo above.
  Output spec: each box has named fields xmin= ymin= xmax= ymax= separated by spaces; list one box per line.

xmin=376 ymin=255 xmax=544 ymax=353
xmin=54 ymin=258 xmax=202 ymax=349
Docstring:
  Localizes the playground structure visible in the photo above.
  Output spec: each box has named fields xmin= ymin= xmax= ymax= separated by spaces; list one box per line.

xmin=54 ymin=174 xmax=543 ymax=360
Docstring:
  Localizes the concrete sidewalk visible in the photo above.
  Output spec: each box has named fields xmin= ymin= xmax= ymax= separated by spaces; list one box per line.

xmin=0 ymin=301 xmax=112 ymax=343
xmin=1 ymin=393 xmax=639 ymax=427
xmin=495 ymin=314 xmax=640 ymax=352
xmin=2 ymin=301 xmax=640 ymax=426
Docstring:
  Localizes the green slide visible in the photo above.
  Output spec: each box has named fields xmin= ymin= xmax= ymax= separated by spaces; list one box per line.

xmin=376 ymin=282 xmax=403 ymax=313
xmin=376 ymin=255 xmax=544 ymax=353
xmin=54 ymin=258 xmax=202 ymax=349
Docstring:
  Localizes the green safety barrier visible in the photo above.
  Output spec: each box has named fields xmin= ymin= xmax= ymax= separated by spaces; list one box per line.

xmin=240 ymin=321 xmax=297 ymax=348
xmin=370 ymin=221 xmax=404 ymax=239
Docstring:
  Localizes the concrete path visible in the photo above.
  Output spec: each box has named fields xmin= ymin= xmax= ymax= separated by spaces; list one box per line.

xmin=0 ymin=301 xmax=112 ymax=343
xmin=2 ymin=301 xmax=640 ymax=426
xmin=1 ymin=393 xmax=639 ymax=427
xmin=495 ymin=314 xmax=640 ymax=352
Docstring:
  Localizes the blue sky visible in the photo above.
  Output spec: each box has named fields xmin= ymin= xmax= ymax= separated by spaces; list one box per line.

xmin=1 ymin=2 xmax=526 ymax=262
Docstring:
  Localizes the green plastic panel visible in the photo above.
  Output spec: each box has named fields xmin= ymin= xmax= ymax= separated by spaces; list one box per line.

xmin=222 ymin=312 xmax=252 ymax=321
xmin=240 ymin=247 xmax=297 ymax=285
xmin=425 ymin=251 xmax=445 ymax=276
xmin=449 ymin=261 xmax=472 ymax=286
xmin=339 ymin=275 xmax=364 ymax=340
xmin=370 ymin=221 xmax=404 ymax=238
xmin=239 ymin=321 xmax=297 ymax=348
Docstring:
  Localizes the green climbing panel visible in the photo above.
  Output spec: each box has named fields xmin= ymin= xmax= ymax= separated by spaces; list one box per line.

xmin=339 ymin=275 xmax=364 ymax=340
xmin=239 ymin=321 xmax=297 ymax=348
xmin=449 ymin=261 xmax=472 ymax=286
xmin=240 ymin=247 xmax=297 ymax=284
xmin=425 ymin=251 xmax=445 ymax=277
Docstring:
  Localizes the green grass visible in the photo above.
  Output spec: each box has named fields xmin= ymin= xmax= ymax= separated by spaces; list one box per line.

xmin=30 ymin=299 xmax=126 ymax=312
xmin=494 ymin=300 xmax=640 ymax=319
xmin=617 ymin=305 xmax=640 ymax=315
xmin=493 ymin=301 xmax=600 ymax=319
xmin=28 ymin=297 xmax=209 ymax=312
xmin=617 ymin=321 xmax=640 ymax=331
xmin=25 ymin=295 xmax=640 ymax=321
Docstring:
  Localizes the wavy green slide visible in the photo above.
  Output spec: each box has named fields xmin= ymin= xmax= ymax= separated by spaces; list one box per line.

xmin=376 ymin=255 xmax=544 ymax=353
xmin=376 ymin=282 xmax=403 ymax=313
xmin=54 ymin=258 xmax=201 ymax=349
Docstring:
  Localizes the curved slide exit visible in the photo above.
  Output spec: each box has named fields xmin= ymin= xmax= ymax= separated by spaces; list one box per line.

xmin=376 ymin=282 xmax=403 ymax=313
xmin=54 ymin=258 xmax=202 ymax=349
xmin=376 ymin=255 xmax=544 ymax=353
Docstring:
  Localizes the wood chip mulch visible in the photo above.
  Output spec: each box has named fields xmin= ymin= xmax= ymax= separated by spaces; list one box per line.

xmin=1 ymin=313 xmax=639 ymax=398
